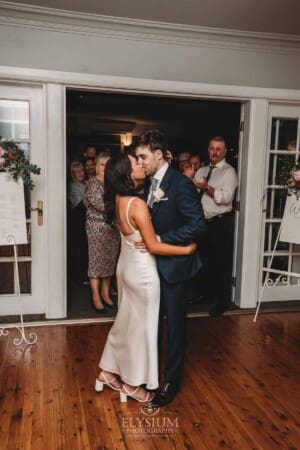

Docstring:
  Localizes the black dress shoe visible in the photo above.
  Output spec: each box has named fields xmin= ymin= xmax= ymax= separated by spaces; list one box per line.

xmin=91 ymin=296 xmax=107 ymax=313
xmin=101 ymin=297 xmax=117 ymax=310
xmin=209 ymin=304 xmax=228 ymax=317
xmin=93 ymin=306 xmax=107 ymax=314
xmin=150 ymin=382 xmax=178 ymax=408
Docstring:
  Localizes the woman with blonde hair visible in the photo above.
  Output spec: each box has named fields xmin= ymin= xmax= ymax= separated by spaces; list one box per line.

xmin=84 ymin=153 xmax=120 ymax=312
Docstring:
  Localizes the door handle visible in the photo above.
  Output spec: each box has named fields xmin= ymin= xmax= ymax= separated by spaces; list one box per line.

xmin=30 ymin=200 xmax=43 ymax=226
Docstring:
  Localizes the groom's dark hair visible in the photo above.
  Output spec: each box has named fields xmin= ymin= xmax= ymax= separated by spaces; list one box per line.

xmin=136 ymin=129 xmax=168 ymax=160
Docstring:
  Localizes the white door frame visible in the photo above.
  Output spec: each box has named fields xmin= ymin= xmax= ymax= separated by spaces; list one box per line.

xmin=2 ymin=67 xmax=300 ymax=318
xmin=41 ymin=81 xmax=300 ymax=318
xmin=258 ymin=103 xmax=300 ymax=302
xmin=234 ymin=100 xmax=270 ymax=308
xmin=44 ymin=84 xmax=67 ymax=318
xmin=0 ymin=82 xmax=46 ymax=315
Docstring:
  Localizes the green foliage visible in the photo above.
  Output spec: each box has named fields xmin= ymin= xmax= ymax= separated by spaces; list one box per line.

xmin=0 ymin=139 xmax=41 ymax=190
xmin=277 ymin=155 xmax=300 ymax=200
xmin=277 ymin=155 xmax=299 ymax=186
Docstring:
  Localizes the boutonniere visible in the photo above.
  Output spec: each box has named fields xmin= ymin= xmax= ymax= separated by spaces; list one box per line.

xmin=153 ymin=187 xmax=168 ymax=204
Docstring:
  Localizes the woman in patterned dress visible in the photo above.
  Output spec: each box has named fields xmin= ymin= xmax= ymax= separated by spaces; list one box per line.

xmin=84 ymin=154 xmax=120 ymax=312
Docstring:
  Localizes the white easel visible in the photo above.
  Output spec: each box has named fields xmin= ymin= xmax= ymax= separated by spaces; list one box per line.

xmin=0 ymin=174 xmax=37 ymax=345
xmin=254 ymin=192 xmax=300 ymax=322
xmin=0 ymin=235 xmax=37 ymax=345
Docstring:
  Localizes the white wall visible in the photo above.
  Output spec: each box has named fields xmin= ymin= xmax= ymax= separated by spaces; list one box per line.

xmin=0 ymin=3 xmax=300 ymax=89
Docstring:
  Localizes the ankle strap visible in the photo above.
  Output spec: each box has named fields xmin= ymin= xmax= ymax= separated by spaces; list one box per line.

xmin=101 ymin=372 xmax=116 ymax=384
xmin=123 ymin=385 xmax=139 ymax=395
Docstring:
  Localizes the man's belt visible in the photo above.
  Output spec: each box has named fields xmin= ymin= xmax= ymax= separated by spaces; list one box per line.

xmin=206 ymin=211 xmax=233 ymax=222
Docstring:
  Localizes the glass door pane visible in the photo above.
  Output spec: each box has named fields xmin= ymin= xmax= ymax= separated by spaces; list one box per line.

xmin=261 ymin=107 xmax=300 ymax=299
xmin=0 ymin=99 xmax=31 ymax=294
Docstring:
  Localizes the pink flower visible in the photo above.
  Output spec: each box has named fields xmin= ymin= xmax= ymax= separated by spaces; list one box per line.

xmin=293 ymin=170 xmax=300 ymax=182
xmin=0 ymin=147 xmax=4 ymax=157
xmin=8 ymin=151 xmax=18 ymax=160
xmin=293 ymin=170 xmax=300 ymax=186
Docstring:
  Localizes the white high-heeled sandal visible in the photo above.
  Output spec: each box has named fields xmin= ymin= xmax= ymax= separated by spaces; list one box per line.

xmin=95 ymin=372 xmax=122 ymax=392
xmin=120 ymin=385 xmax=152 ymax=403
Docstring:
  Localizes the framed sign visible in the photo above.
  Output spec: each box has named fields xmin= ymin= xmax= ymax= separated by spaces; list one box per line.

xmin=0 ymin=172 xmax=27 ymax=246
xmin=280 ymin=192 xmax=300 ymax=245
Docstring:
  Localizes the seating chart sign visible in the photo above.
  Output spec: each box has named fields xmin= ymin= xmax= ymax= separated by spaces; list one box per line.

xmin=0 ymin=172 xmax=27 ymax=245
xmin=280 ymin=192 xmax=300 ymax=244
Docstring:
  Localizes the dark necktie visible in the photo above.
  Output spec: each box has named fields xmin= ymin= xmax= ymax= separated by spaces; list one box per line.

xmin=148 ymin=178 xmax=159 ymax=208
xmin=199 ymin=165 xmax=216 ymax=200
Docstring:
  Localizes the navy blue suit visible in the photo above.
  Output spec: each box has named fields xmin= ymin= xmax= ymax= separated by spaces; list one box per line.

xmin=146 ymin=165 xmax=206 ymax=386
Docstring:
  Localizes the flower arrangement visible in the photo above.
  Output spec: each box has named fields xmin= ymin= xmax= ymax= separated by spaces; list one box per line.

xmin=278 ymin=155 xmax=300 ymax=197
xmin=0 ymin=139 xmax=41 ymax=190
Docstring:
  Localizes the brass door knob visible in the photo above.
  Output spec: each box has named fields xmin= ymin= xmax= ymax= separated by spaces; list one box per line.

xmin=30 ymin=200 xmax=43 ymax=226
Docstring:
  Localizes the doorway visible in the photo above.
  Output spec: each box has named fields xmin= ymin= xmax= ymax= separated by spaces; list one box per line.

xmin=66 ymin=89 xmax=242 ymax=318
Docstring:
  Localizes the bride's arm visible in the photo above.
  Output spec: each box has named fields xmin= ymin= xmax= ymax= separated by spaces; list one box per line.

xmin=131 ymin=199 xmax=196 ymax=256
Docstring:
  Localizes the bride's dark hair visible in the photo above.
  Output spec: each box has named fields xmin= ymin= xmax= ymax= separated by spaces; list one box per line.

xmin=104 ymin=152 xmax=140 ymax=224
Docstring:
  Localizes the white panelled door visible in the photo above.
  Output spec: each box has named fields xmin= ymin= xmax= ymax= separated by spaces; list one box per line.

xmin=260 ymin=104 xmax=300 ymax=301
xmin=0 ymin=84 xmax=46 ymax=316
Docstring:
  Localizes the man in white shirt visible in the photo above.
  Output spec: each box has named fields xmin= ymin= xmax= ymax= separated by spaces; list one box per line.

xmin=194 ymin=136 xmax=238 ymax=316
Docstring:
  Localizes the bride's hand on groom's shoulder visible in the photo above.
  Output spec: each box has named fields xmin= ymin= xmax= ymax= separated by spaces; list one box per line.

xmin=134 ymin=238 xmax=149 ymax=253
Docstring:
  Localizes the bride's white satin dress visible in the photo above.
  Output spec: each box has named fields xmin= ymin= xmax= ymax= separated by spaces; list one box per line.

xmin=99 ymin=197 xmax=160 ymax=389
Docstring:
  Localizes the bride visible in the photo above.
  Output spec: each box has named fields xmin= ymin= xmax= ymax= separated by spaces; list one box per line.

xmin=95 ymin=152 xmax=196 ymax=402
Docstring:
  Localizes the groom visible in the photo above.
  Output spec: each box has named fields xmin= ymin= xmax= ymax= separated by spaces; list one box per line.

xmin=135 ymin=130 xmax=206 ymax=407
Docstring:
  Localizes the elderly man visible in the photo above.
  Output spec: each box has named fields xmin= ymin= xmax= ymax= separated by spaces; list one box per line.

xmin=195 ymin=136 xmax=238 ymax=317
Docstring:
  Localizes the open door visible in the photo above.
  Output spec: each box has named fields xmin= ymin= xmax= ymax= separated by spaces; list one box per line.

xmin=231 ymin=103 xmax=245 ymax=305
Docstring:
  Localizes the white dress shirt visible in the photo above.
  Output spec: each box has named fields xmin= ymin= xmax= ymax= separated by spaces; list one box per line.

xmin=195 ymin=159 xmax=238 ymax=219
xmin=147 ymin=162 xmax=169 ymax=205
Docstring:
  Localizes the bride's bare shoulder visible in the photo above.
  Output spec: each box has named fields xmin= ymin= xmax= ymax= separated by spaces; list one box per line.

xmin=130 ymin=197 xmax=149 ymax=217
xmin=131 ymin=197 xmax=147 ymax=208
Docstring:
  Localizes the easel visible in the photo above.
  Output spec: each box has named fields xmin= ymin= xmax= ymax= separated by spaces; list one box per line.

xmin=0 ymin=173 xmax=38 ymax=345
xmin=0 ymin=235 xmax=38 ymax=345
xmin=254 ymin=192 xmax=300 ymax=322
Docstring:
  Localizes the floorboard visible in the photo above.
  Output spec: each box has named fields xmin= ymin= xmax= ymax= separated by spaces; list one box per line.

xmin=0 ymin=313 xmax=299 ymax=450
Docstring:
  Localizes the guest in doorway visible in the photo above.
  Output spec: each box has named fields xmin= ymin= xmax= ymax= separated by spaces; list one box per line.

xmin=68 ymin=162 xmax=88 ymax=284
xmin=178 ymin=151 xmax=191 ymax=172
xmin=83 ymin=145 xmax=97 ymax=160
xmin=84 ymin=154 xmax=120 ymax=312
xmin=182 ymin=154 xmax=203 ymax=180
xmin=190 ymin=154 xmax=202 ymax=172
xmin=84 ymin=157 xmax=96 ymax=179
xmin=182 ymin=162 xmax=196 ymax=180
xmin=194 ymin=136 xmax=238 ymax=316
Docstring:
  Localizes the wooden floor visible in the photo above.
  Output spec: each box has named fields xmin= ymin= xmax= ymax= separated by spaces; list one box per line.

xmin=0 ymin=313 xmax=299 ymax=450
